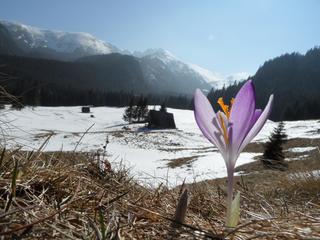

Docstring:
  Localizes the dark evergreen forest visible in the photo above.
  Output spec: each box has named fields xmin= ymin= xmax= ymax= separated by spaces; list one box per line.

xmin=0 ymin=54 xmax=192 ymax=109
xmin=207 ymin=47 xmax=320 ymax=121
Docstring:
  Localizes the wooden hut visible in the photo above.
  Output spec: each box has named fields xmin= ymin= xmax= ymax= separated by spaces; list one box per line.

xmin=148 ymin=110 xmax=176 ymax=129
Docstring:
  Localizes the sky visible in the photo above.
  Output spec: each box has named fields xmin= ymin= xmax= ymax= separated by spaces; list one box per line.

xmin=0 ymin=0 xmax=319 ymax=76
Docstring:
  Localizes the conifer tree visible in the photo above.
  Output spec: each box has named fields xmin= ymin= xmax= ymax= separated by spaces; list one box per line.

xmin=139 ymin=97 xmax=149 ymax=121
xmin=262 ymin=121 xmax=288 ymax=170
xmin=132 ymin=96 xmax=148 ymax=122
xmin=123 ymin=97 xmax=134 ymax=123
xmin=133 ymin=96 xmax=143 ymax=122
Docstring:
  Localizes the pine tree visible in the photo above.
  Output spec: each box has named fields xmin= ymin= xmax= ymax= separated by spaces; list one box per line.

xmin=262 ymin=121 xmax=288 ymax=170
xmin=139 ymin=97 xmax=149 ymax=121
xmin=133 ymin=96 xmax=144 ymax=122
xmin=132 ymin=96 xmax=149 ymax=123
xmin=123 ymin=98 xmax=134 ymax=123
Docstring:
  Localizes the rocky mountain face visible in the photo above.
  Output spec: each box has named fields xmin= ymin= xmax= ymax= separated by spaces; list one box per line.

xmin=0 ymin=23 xmax=23 ymax=55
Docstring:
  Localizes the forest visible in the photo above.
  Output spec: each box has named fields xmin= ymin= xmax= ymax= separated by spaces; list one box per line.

xmin=0 ymin=54 xmax=192 ymax=109
xmin=208 ymin=47 xmax=320 ymax=121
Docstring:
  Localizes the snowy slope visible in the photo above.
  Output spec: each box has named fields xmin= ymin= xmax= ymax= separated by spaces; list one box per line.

xmin=134 ymin=49 xmax=213 ymax=84
xmin=134 ymin=48 xmax=177 ymax=63
xmin=1 ymin=106 xmax=319 ymax=187
xmin=134 ymin=48 xmax=200 ymax=79
xmin=226 ymin=72 xmax=251 ymax=83
xmin=134 ymin=48 xmax=212 ymax=93
xmin=135 ymin=48 xmax=250 ymax=90
xmin=188 ymin=64 xmax=250 ymax=89
xmin=0 ymin=20 xmax=121 ymax=56
xmin=188 ymin=63 xmax=231 ymax=89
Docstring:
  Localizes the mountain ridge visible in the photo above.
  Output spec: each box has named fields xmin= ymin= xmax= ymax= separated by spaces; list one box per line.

xmin=0 ymin=20 xmax=122 ymax=58
xmin=0 ymin=20 xmax=247 ymax=91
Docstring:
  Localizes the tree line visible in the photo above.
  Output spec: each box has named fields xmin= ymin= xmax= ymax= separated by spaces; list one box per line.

xmin=0 ymin=77 xmax=192 ymax=109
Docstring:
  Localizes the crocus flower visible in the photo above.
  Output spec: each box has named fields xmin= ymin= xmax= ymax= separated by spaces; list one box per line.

xmin=194 ymin=80 xmax=273 ymax=228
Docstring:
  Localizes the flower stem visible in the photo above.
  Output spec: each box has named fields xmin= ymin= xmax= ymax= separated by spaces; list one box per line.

xmin=226 ymin=167 xmax=234 ymax=228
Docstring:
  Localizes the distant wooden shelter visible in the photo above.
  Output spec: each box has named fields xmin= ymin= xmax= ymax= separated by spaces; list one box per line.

xmin=81 ymin=106 xmax=90 ymax=113
xmin=148 ymin=110 xmax=176 ymax=129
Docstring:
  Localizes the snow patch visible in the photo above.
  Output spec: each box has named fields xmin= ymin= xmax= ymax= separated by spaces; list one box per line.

xmin=288 ymin=155 xmax=309 ymax=161
xmin=288 ymin=147 xmax=317 ymax=153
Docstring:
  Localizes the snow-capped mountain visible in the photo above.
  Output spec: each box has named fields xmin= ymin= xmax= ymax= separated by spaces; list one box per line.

xmin=226 ymin=72 xmax=250 ymax=83
xmin=134 ymin=48 xmax=212 ymax=94
xmin=0 ymin=20 xmax=121 ymax=59
xmin=134 ymin=49 xmax=249 ymax=91
xmin=134 ymin=48 xmax=177 ymax=63
xmin=134 ymin=48 xmax=203 ymax=81
xmin=187 ymin=63 xmax=231 ymax=89
xmin=0 ymin=20 xmax=247 ymax=93
xmin=187 ymin=64 xmax=250 ymax=89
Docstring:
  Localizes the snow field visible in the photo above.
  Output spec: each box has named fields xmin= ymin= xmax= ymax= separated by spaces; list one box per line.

xmin=1 ymin=106 xmax=319 ymax=186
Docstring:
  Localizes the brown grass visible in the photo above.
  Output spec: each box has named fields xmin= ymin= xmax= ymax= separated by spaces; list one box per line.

xmin=0 ymin=146 xmax=319 ymax=239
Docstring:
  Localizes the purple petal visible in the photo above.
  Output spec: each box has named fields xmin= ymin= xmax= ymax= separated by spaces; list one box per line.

xmin=229 ymin=80 xmax=256 ymax=158
xmin=250 ymin=109 xmax=262 ymax=129
xmin=194 ymin=89 xmax=226 ymax=153
xmin=212 ymin=114 xmax=229 ymax=154
xmin=238 ymin=95 xmax=274 ymax=153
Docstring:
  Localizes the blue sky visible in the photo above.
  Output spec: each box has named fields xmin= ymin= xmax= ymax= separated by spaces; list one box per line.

xmin=1 ymin=0 xmax=319 ymax=76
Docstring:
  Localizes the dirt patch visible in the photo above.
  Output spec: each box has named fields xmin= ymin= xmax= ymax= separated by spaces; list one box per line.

xmin=33 ymin=130 xmax=56 ymax=139
xmin=164 ymin=155 xmax=200 ymax=168
xmin=159 ymin=146 xmax=214 ymax=153
xmin=108 ymin=129 xmax=186 ymax=149
xmin=284 ymin=137 xmax=320 ymax=149
xmin=243 ymin=137 xmax=320 ymax=153
xmin=111 ymin=131 xmax=125 ymax=138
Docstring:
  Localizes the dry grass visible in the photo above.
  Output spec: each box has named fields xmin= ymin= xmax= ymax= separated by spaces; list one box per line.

xmin=0 ymin=148 xmax=224 ymax=239
xmin=0 ymin=146 xmax=319 ymax=239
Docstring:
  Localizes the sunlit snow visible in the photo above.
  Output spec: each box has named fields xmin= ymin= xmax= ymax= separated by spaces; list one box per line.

xmin=1 ymin=106 xmax=319 ymax=187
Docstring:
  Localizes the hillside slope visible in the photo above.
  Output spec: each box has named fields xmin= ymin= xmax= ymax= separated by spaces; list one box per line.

xmin=207 ymin=47 xmax=320 ymax=121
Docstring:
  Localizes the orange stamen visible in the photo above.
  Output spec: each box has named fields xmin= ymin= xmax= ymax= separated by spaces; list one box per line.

xmin=217 ymin=97 xmax=235 ymax=119
xmin=219 ymin=112 xmax=229 ymax=145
